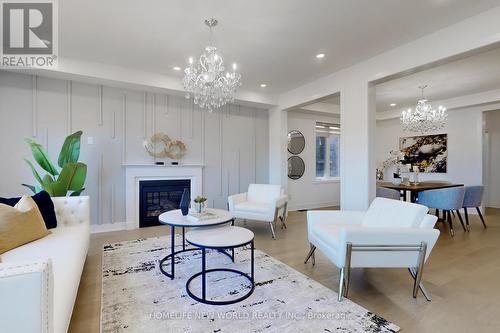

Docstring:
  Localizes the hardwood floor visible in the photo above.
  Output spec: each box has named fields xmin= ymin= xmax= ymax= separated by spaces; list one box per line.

xmin=69 ymin=208 xmax=500 ymax=333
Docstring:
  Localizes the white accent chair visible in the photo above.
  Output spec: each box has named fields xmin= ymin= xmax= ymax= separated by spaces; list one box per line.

xmin=228 ymin=184 xmax=288 ymax=239
xmin=0 ymin=196 xmax=90 ymax=333
xmin=304 ymin=197 xmax=439 ymax=301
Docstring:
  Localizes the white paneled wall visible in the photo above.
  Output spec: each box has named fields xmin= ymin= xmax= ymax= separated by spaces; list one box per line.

xmin=0 ymin=71 xmax=269 ymax=226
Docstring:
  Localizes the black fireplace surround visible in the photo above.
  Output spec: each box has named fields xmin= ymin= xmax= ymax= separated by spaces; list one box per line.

xmin=139 ymin=179 xmax=190 ymax=228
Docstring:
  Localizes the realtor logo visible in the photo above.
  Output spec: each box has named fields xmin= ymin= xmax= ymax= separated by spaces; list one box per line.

xmin=1 ymin=0 xmax=58 ymax=67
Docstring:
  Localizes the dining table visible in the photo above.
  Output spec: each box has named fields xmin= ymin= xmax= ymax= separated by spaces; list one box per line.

xmin=377 ymin=181 xmax=464 ymax=203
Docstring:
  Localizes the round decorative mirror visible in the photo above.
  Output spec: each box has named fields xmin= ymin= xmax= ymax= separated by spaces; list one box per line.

xmin=287 ymin=130 xmax=305 ymax=155
xmin=288 ymin=156 xmax=305 ymax=180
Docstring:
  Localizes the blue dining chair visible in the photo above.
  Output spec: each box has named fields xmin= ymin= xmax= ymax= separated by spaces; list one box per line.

xmin=418 ymin=187 xmax=466 ymax=236
xmin=376 ymin=186 xmax=401 ymax=201
xmin=462 ymin=186 xmax=486 ymax=230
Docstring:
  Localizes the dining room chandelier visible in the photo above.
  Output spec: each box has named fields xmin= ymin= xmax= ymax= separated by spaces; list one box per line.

xmin=401 ymin=85 xmax=447 ymax=133
xmin=182 ymin=18 xmax=241 ymax=112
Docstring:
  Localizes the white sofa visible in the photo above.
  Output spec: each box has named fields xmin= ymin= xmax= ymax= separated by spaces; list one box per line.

xmin=228 ymin=184 xmax=288 ymax=239
xmin=305 ymin=197 xmax=439 ymax=301
xmin=0 ymin=196 xmax=90 ymax=333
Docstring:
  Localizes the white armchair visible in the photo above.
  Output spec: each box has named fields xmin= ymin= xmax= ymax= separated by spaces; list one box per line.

xmin=305 ymin=197 xmax=439 ymax=301
xmin=228 ymin=184 xmax=288 ymax=239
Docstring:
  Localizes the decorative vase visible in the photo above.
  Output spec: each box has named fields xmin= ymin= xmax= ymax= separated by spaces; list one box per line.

xmin=179 ymin=188 xmax=190 ymax=216
xmin=194 ymin=202 xmax=206 ymax=214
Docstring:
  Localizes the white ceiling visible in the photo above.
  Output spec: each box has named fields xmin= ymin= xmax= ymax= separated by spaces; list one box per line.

xmin=59 ymin=0 xmax=500 ymax=96
xmin=376 ymin=46 xmax=500 ymax=112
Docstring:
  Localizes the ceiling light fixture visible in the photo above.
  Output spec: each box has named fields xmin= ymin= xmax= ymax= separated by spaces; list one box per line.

xmin=173 ymin=66 xmax=181 ymax=71
xmin=390 ymin=103 xmax=396 ymax=107
xmin=260 ymin=83 xmax=267 ymax=88
xmin=316 ymin=53 xmax=325 ymax=59
xmin=182 ymin=18 xmax=242 ymax=112
xmin=401 ymin=85 xmax=447 ymax=134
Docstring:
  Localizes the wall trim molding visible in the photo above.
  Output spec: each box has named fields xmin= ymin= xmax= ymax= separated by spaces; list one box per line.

xmin=98 ymin=153 xmax=103 ymax=225
xmin=67 ymin=80 xmax=72 ymax=134
xmin=142 ymin=92 xmax=147 ymax=139
xmin=122 ymin=94 xmax=127 ymax=164
xmin=90 ymin=222 xmax=127 ymax=234
xmin=98 ymin=84 xmax=103 ymax=125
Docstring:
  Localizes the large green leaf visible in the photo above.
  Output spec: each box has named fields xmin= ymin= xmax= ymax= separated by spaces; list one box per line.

xmin=24 ymin=158 xmax=43 ymax=186
xmin=58 ymin=131 xmax=82 ymax=168
xmin=40 ymin=174 xmax=55 ymax=195
xmin=57 ymin=162 xmax=87 ymax=192
xmin=42 ymin=174 xmax=54 ymax=185
xmin=25 ymin=138 xmax=59 ymax=176
xmin=43 ymin=180 xmax=68 ymax=197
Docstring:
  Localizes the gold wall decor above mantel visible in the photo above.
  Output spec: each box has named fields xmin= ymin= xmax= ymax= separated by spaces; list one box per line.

xmin=143 ymin=133 xmax=187 ymax=160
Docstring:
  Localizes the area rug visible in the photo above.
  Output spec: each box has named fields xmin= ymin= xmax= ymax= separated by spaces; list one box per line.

xmin=101 ymin=236 xmax=399 ymax=332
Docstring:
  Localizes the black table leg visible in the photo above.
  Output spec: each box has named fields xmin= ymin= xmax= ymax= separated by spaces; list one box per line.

xmin=185 ymin=239 xmax=256 ymax=305
xmin=182 ymin=227 xmax=186 ymax=251
xmin=171 ymin=225 xmax=175 ymax=279
xmin=251 ymin=240 xmax=255 ymax=283
xmin=202 ymin=248 xmax=206 ymax=301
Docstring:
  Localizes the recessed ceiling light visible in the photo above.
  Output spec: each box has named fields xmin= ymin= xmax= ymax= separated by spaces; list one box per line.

xmin=172 ymin=66 xmax=181 ymax=71
xmin=260 ymin=83 xmax=267 ymax=88
xmin=316 ymin=53 xmax=325 ymax=59
xmin=390 ymin=103 xmax=397 ymax=107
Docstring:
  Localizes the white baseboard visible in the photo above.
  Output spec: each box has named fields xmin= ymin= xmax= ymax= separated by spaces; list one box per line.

xmin=487 ymin=201 xmax=500 ymax=209
xmin=90 ymin=222 xmax=128 ymax=234
xmin=288 ymin=201 xmax=340 ymax=212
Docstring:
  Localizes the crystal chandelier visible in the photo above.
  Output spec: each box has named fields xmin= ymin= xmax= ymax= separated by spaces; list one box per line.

xmin=182 ymin=18 xmax=242 ymax=112
xmin=401 ymin=85 xmax=447 ymax=134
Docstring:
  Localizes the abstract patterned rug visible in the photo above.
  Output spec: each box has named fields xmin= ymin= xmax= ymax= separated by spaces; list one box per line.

xmin=101 ymin=236 xmax=399 ymax=332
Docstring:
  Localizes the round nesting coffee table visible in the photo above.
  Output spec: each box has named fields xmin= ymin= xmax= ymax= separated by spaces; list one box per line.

xmin=185 ymin=226 xmax=255 ymax=305
xmin=158 ymin=208 xmax=234 ymax=279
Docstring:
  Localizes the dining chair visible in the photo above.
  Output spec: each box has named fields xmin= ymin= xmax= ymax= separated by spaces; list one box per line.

xmin=462 ymin=186 xmax=486 ymax=230
xmin=376 ymin=186 xmax=401 ymax=201
xmin=418 ymin=187 xmax=466 ymax=236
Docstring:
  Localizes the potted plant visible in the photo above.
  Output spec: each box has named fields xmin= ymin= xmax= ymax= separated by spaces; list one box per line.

xmin=22 ymin=131 xmax=87 ymax=196
xmin=193 ymin=196 xmax=207 ymax=214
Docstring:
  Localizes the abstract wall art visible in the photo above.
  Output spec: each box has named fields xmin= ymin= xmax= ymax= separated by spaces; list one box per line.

xmin=399 ymin=134 xmax=447 ymax=173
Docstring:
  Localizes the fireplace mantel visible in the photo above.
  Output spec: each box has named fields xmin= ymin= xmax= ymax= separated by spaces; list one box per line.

xmin=124 ymin=164 xmax=203 ymax=229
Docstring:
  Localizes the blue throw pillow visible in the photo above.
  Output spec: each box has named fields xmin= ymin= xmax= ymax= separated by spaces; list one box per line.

xmin=0 ymin=191 xmax=58 ymax=229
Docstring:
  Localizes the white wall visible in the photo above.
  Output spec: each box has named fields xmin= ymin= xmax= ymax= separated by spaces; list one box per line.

xmin=0 ymin=71 xmax=269 ymax=227
xmin=376 ymin=108 xmax=483 ymax=187
xmin=484 ymin=110 xmax=500 ymax=208
xmin=287 ymin=111 xmax=340 ymax=210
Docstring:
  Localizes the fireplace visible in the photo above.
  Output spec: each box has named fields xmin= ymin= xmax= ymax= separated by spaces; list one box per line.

xmin=139 ymin=179 xmax=190 ymax=228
